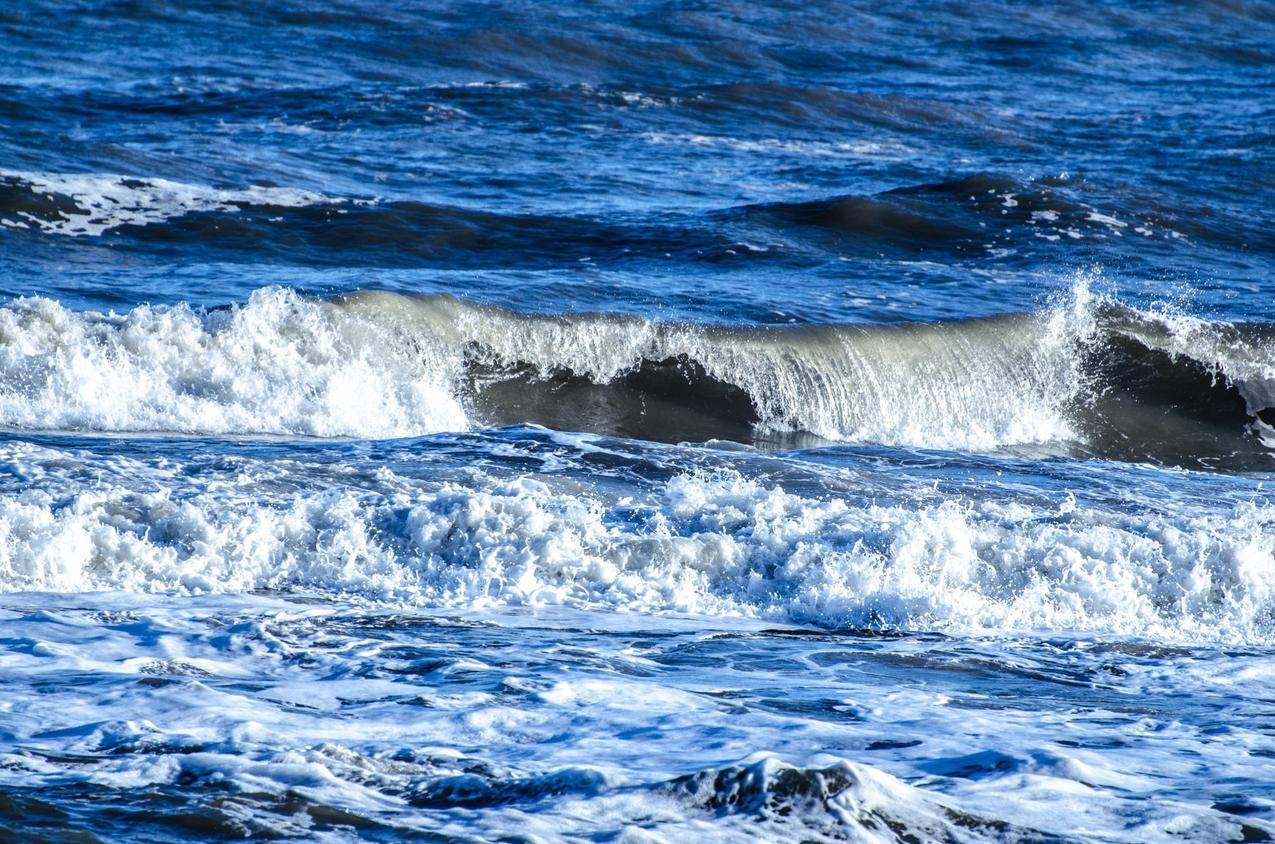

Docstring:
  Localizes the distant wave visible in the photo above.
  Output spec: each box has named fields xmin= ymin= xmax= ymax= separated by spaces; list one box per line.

xmin=743 ymin=172 xmax=1204 ymax=250
xmin=0 ymin=283 xmax=1272 ymax=468
xmin=6 ymin=170 xmax=1257 ymax=270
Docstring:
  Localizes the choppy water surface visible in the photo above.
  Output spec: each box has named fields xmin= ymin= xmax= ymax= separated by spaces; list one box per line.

xmin=2 ymin=2 xmax=1274 ymax=841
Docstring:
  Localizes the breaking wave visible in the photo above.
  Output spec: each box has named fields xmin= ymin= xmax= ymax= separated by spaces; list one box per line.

xmin=0 ymin=289 xmax=466 ymax=438
xmin=0 ymin=282 xmax=1272 ymax=468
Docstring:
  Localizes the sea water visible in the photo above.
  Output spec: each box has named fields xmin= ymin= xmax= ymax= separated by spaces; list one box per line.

xmin=1 ymin=2 xmax=1274 ymax=840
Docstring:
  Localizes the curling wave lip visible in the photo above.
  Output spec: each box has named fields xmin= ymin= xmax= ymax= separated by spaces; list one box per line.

xmin=0 ymin=283 xmax=1272 ymax=469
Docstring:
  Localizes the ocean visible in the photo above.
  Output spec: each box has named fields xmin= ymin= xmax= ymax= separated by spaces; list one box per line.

xmin=1 ymin=1 xmax=1274 ymax=841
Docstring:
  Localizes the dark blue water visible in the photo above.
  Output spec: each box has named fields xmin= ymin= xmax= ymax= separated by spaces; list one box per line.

xmin=1 ymin=2 xmax=1274 ymax=841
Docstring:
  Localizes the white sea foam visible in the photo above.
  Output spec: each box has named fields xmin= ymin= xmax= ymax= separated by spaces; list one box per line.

xmin=0 ymin=288 xmax=465 ymax=437
xmin=0 ymin=169 xmax=325 ymax=236
xmin=0 ymin=447 xmax=1269 ymax=643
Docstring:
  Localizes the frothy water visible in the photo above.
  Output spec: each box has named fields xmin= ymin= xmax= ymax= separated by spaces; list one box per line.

xmin=0 ymin=439 xmax=1271 ymax=643
xmin=0 ymin=289 xmax=466 ymax=437
xmin=0 ymin=432 xmax=1272 ymax=841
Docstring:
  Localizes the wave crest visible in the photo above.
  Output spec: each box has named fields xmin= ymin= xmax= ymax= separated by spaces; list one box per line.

xmin=0 ymin=287 xmax=464 ymax=437
xmin=0 ymin=283 xmax=1271 ymax=467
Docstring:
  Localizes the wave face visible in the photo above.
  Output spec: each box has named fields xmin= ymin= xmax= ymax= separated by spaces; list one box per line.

xmin=0 ymin=285 xmax=1271 ymax=469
